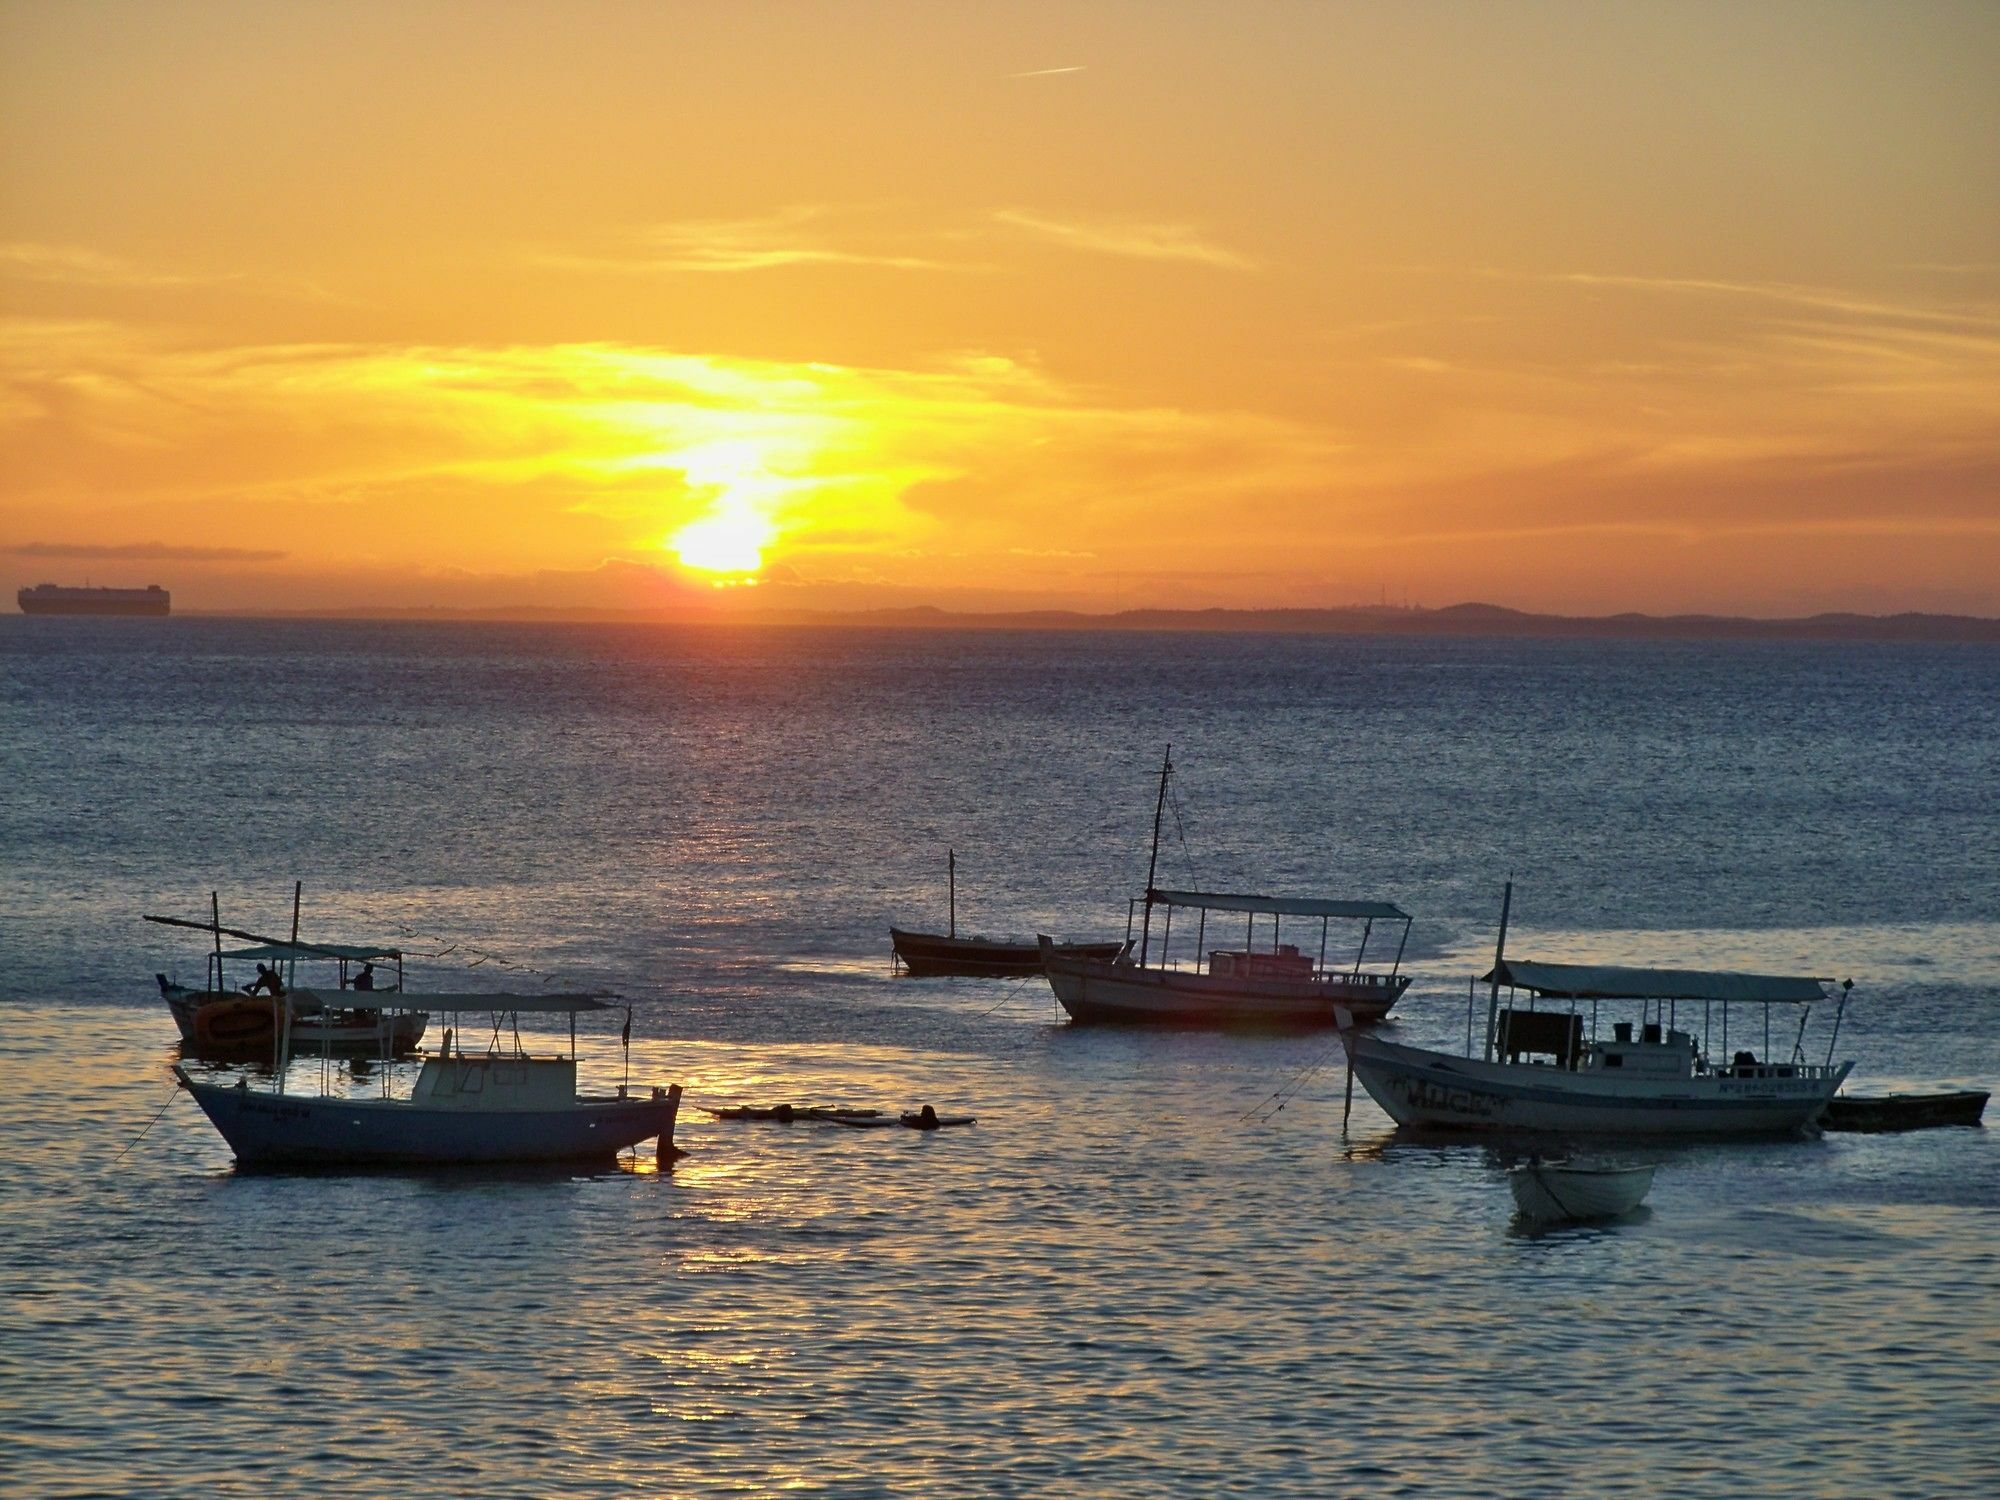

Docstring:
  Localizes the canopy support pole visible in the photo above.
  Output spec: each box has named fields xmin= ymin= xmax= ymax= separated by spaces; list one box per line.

xmin=1825 ymin=980 xmax=1851 ymax=1068
xmin=288 ymin=881 xmax=302 ymax=990
xmin=1483 ymin=879 xmax=1513 ymax=1063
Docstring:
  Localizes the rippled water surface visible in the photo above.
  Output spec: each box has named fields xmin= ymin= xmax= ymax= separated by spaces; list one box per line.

xmin=2 ymin=619 xmax=1996 ymax=1497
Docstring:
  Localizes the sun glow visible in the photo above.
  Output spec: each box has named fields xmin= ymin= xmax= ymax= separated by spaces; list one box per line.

xmin=671 ymin=503 xmax=774 ymax=575
xmin=660 ymin=436 xmax=796 ymax=577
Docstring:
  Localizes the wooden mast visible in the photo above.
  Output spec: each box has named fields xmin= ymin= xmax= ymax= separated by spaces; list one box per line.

xmin=1483 ymin=877 xmax=1513 ymax=1062
xmin=1139 ymin=744 xmax=1172 ymax=966
xmin=288 ymin=880 xmax=302 ymax=988
xmin=948 ymin=849 xmax=956 ymax=939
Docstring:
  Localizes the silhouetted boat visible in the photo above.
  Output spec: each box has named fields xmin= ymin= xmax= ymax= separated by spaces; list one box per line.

xmin=17 ymin=582 xmax=169 ymax=616
xmin=174 ymin=992 xmax=680 ymax=1167
xmin=1343 ymin=882 xmax=1855 ymax=1136
xmin=1040 ymin=748 xmax=1414 ymax=1025
xmin=1822 ymin=1090 xmax=1988 ymax=1132
xmin=147 ymin=891 xmax=424 ymax=1058
xmin=891 ymin=849 xmax=1122 ymax=976
xmin=160 ymin=978 xmax=427 ymax=1057
xmin=1509 ymin=1161 xmax=1655 ymax=1222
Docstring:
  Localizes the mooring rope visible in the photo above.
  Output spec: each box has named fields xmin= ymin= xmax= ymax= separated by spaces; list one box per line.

xmin=1166 ymin=774 xmax=1200 ymax=890
xmin=109 ymin=1080 xmax=183 ymax=1167
xmin=975 ymin=971 xmax=1043 ymax=1018
xmin=1242 ymin=1036 xmax=1346 ymax=1123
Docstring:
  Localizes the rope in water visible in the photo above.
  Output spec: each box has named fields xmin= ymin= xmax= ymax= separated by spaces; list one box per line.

xmin=975 ymin=971 xmax=1044 ymax=1018
xmin=109 ymin=1080 xmax=183 ymax=1167
xmin=1242 ymin=1035 xmax=1346 ymax=1123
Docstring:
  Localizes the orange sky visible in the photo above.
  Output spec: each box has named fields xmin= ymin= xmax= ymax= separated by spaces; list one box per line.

xmin=4 ymin=0 xmax=1997 ymax=616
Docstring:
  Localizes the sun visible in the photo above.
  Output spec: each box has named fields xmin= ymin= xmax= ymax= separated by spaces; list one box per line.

xmin=671 ymin=504 xmax=772 ymax=575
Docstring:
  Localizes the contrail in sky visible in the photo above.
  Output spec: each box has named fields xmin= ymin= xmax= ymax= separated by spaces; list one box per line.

xmin=1010 ymin=65 xmax=1085 ymax=78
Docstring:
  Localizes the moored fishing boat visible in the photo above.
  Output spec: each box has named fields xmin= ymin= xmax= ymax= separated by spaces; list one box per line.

xmin=1508 ymin=1161 xmax=1656 ymax=1222
xmin=148 ymin=893 xmax=425 ymax=1058
xmin=1040 ymin=748 xmax=1414 ymax=1026
xmin=173 ymin=992 xmax=680 ymax=1167
xmin=1343 ymin=883 xmax=1854 ymax=1137
xmin=891 ymin=850 xmax=1123 ymax=975
xmin=1821 ymin=1090 xmax=1988 ymax=1132
xmin=891 ymin=927 xmax=1126 ymax=977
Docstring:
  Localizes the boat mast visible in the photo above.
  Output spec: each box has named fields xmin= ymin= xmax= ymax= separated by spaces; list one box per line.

xmin=1482 ymin=877 xmax=1513 ymax=1062
xmin=209 ymin=890 xmax=223 ymax=994
xmin=948 ymin=849 xmax=956 ymax=940
xmin=1139 ymin=745 xmax=1172 ymax=966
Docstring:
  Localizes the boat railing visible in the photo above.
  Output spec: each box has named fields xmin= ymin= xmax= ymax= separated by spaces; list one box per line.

xmin=1705 ymin=1059 xmax=1846 ymax=1082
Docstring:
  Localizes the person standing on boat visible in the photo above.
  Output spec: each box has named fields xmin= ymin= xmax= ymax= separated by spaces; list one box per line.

xmin=352 ymin=962 xmax=376 ymax=992
xmin=246 ymin=963 xmax=285 ymax=997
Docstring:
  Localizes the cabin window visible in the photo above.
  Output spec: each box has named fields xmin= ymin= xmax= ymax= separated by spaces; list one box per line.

xmin=1602 ymin=1054 xmax=1623 ymax=1068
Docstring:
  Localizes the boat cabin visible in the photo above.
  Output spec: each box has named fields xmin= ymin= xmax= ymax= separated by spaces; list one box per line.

xmin=410 ymin=1054 xmax=578 ymax=1110
xmin=1130 ymin=887 xmax=1414 ymax=985
xmin=1579 ymin=1022 xmax=1700 ymax=1077
xmin=1209 ymin=945 xmax=1315 ymax=982
xmin=1475 ymin=958 xmax=1849 ymax=1079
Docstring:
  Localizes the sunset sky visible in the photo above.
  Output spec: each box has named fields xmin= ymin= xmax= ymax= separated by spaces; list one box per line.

xmin=4 ymin=0 xmax=1997 ymax=616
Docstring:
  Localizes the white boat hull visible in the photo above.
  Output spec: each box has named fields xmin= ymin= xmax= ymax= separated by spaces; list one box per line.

xmin=1509 ymin=1163 xmax=1655 ymax=1222
xmin=174 ymin=1068 xmax=680 ymax=1166
xmin=1346 ymin=1032 xmax=1849 ymax=1136
xmin=1043 ymin=954 xmax=1406 ymax=1026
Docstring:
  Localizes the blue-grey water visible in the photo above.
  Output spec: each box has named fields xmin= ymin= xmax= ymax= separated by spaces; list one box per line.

xmin=2 ymin=619 xmax=1996 ymax=1497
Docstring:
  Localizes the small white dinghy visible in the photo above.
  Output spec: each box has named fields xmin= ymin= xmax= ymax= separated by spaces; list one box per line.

xmin=1508 ymin=1161 xmax=1656 ymax=1223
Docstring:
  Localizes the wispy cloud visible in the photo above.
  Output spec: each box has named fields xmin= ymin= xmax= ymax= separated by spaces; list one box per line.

xmin=1434 ymin=264 xmax=2000 ymax=333
xmin=10 ymin=540 xmax=288 ymax=562
xmin=0 ymin=243 xmax=227 ymax=289
xmin=0 ymin=242 xmax=340 ymax=301
xmin=1539 ymin=270 xmax=2000 ymax=331
xmin=534 ymin=208 xmax=965 ymax=275
xmin=992 ymin=210 xmax=1256 ymax=271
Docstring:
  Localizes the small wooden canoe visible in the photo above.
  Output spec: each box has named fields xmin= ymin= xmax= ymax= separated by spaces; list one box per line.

xmin=706 ymin=1105 xmax=885 ymax=1124
xmin=890 ymin=928 xmax=1125 ymax=978
xmin=1508 ymin=1162 xmax=1655 ymax=1223
xmin=1822 ymin=1090 xmax=1989 ymax=1133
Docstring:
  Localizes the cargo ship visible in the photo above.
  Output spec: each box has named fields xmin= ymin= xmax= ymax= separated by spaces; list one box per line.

xmin=17 ymin=583 xmax=171 ymax=616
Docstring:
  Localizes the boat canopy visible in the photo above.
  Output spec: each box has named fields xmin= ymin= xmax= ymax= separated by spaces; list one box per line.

xmin=291 ymin=988 xmax=619 ymax=1014
xmin=1147 ymin=888 xmax=1409 ymax=921
xmin=1483 ymin=959 xmax=1829 ymax=1004
xmin=223 ymin=942 xmax=403 ymax=962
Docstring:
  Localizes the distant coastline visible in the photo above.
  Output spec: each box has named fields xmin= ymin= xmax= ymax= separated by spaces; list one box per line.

xmin=142 ymin=600 xmax=2000 ymax=642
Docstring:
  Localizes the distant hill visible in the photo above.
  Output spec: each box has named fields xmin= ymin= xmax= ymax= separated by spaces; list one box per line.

xmin=796 ymin=603 xmax=2000 ymax=643
xmin=180 ymin=599 xmax=2000 ymax=642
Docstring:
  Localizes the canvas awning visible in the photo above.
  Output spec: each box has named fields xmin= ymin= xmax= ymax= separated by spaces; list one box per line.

xmin=1147 ymin=889 xmax=1409 ymax=921
xmin=1482 ymin=959 xmax=1829 ymax=1004
xmin=290 ymin=989 xmax=619 ymax=1014
xmin=223 ymin=942 xmax=402 ymax=962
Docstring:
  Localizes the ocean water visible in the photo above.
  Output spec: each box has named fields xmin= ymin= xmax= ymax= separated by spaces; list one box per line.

xmin=1 ymin=618 xmax=1996 ymax=1497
